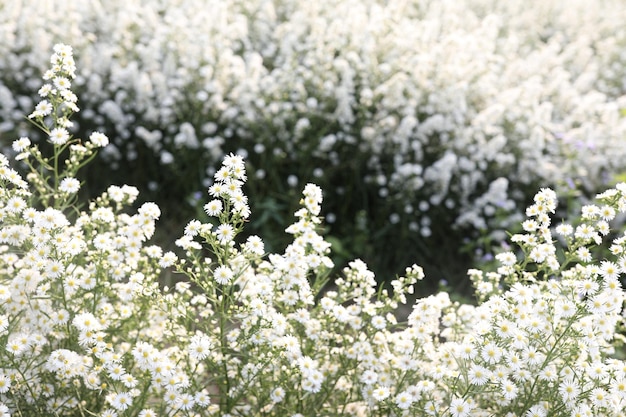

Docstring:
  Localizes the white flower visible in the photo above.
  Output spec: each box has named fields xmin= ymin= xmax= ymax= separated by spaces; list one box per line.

xmin=12 ymin=137 xmax=31 ymax=152
xmin=215 ymin=223 xmax=234 ymax=243
xmin=204 ymin=199 xmax=223 ymax=216
xmin=0 ymin=375 xmax=11 ymax=394
xmin=501 ymin=379 xmax=518 ymax=400
xmin=53 ymin=76 xmax=71 ymax=90
xmin=395 ymin=390 xmax=413 ymax=409
xmin=89 ymin=131 xmax=109 ymax=147
xmin=270 ymin=387 xmax=285 ymax=403
xmin=449 ymin=397 xmax=473 ymax=417
xmin=214 ymin=265 xmax=233 ymax=285
xmin=468 ymin=364 xmax=490 ymax=385
xmin=72 ymin=312 xmax=103 ymax=332
xmin=495 ymin=251 xmax=516 ymax=266
xmin=558 ymin=379 xmax=580 ymax=402
xmin=108 ymin=391 xmax=132 ymax=411
xmin=371 ymin=315 xmax=386 ymax=329
xmin=175 ymin=393 xmax=195 ymax=411
xmin=184 ymin=220 xmax=202 ymax=236
xmin=371 ymin=385 xmax=390 ymax=401
xmin=49 ymin=127 xmax=70 ymax=145
xmin=243 ymin=235 xmax=264 ymax=255
xmin=59 ymin=177 xmax=80 ymax=193
xmin=29 ymin=100 xmax=53 ymax=118
xmin=188 ymin=333 xmax=212 ymax=360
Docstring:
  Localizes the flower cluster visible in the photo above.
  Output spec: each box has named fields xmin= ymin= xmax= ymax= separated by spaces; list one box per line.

xmin=1 ymin=44 xmax=625 ymax=417
xmin=0 ymin=46 xmax=187 ymax=416
xmin=463 ymin=185 xmax=626 ymax=416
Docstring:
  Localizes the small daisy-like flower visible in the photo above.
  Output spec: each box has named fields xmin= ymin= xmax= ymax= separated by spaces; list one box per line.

xmin=214 ymin=166 xmax=232 ymax=182
xmin=395 ymin=391 xmax=413 ymax=409
xmin=204 ymin=199 xmax=223 ymax=216
xmin=575 ymin=224 xmax=595 ymax=240
xmin=302 ymin=183 xmax=323 ymax=215
xmin=576 ymin=247 xmax=592 ymax=263
xmin=184 ymin=220 xmax=202 ymax=237
xmin=159 ymin=251 xmax=178 ymax=268
xmin=175 ymin=393 xmax=195 ymax=411
xmin=525 ymin=404 xmax=547 ymax=417
xmin=215 ymin=223 xmax=235 ymax=243
xmin=30 ymin=100 xmax=53 ymax=118
xmin=12 ymin=137 xmax=31 ymax=152
xmin=495 ymin=251 xmax=517 ymax=266
xmin=53 ymin=43 xmax=74 ymax=59
xmin=89 ymin=131 xmax=109 ymax=147
xmin=468 ymin=364 xmax=490 ymax=385
xmin=371 ymin=315 xmax=386 ymax=329
xmin=59 ymin=177 xmax=80 ymax=193
xmin=522 ymin=346 xmax=545 ymax=366
xmin=188 ymin=333 xmax=212 ymax=360
xmin=223 ymin=153 xmax=245 ymax=169
xmin=270 ymin=387 xmax=285 ymax=403
xmin=449 ymin=397 xmax=473 ymax=417
xmin=596 ymin=220 xmax=610 ymax=235
xmin=72 ymin=312 xmax=103 ymax=332
xmin=577 ymin=279 xmax=599 ymax=296
xmin=214 ymin=266 xmax=233 ymax=285
xmin=208 ymin=183 xmax=225 ymax=197
xmin=121 ymin=373 xmax=138 ymax=388
xmin=243 ymin=235 xmax=264 ymax=255
xmin=38 ymin=84 xmax=53 ymax=97
xmin=599 ymin=260 xmax=620 ymax=280
xmin=501 ymin=379 xmax=518 ymax=400
xmin=49 ymin=127 xmax=70 ymax=145
xmin=599 ymin=205 xmax=616 ymax=220
xmin=233 ymin=201 xmax=251 ymax=219
xmin=139 ymin=202 xmax=161 ymax=219
xmin=53 ymin=76 xmax=71 ymax=90
xmin=554 ymin=298 xmax=576 ymax=318
xmin=108 ymin=392 xmax=132 ymax=411
xmin=522 ymin=219 xmax=538 ymax=232
xmin=555 ymin=223 xmax=573 ymax=236
xmin=481 ymin=342 xmax=502 ymax=364
xmin=538 ymin=365 xmax=558 ymax=382
xmin=6 ymin=335 xmax=29 ymax=356
xmin=371 ymin=385 xmax=390 ymax=401
xmin=558 ymin=379 xmax=580 ymax=402
xmin=5 ymin=197 xmax=27 ymax=213
xmin=0 ymin=375 xmax=11 ymax=394
xmin=230 ymin=163 xmax=247 ymax=180
xmin=45 ymin=260 xmax=65 ymax=278
xmin=195 ymin=390 xmax=211 ymax=407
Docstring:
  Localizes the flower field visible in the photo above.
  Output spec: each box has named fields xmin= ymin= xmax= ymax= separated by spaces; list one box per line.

xmin=1 ymin=1 xmax=626 ymax=416
xmin=2 ymin=0 xmax=626 ymax=283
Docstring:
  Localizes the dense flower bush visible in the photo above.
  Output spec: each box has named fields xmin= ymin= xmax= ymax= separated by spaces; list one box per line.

xmin=1 ymin=44 xmax=626 ymax=417
xmin=2 ymin=0 xmax=626 ymax=281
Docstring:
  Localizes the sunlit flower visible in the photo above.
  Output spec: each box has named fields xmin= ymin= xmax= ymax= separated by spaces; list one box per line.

xmin=49 ymin=127 xmax=70 ymax=145
xmin=371 ymin=386 xmax=390 ymax=401
xmin=59 ymin=177 xmax=80 ymax=193
xmin=214 ymin=265 xmax=233 ymax=285
xmin=215 ymin=223 xmax=234 ymax=243
xmin=204 ymin=199 xmax=223 ymax=216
